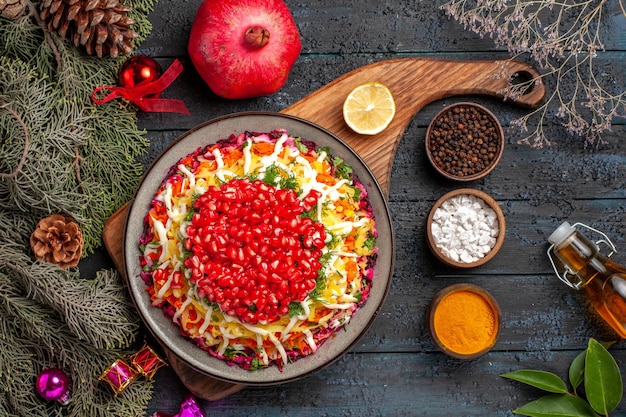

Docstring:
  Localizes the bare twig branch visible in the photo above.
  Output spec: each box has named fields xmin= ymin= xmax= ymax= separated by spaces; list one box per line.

xmin=24 ymin=0 xmax=62 ymax=71
xmin=0 ymin=101 xmax=30 ymax=180
xmin=441 ymin=0 xmax=626 ymax=147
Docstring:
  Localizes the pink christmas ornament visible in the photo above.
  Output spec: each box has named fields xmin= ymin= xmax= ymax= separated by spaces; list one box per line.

xmin=99 ymin=357 xmax=139 ymax=395
xmin=152 ymin=395 xmax=205 ymax=417
xmin=35 ymin=367 xmax=70 ymax=405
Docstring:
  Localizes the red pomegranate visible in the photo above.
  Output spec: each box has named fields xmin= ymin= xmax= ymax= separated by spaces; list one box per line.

xmin=188 ymin=0 xmax=302 ymax=99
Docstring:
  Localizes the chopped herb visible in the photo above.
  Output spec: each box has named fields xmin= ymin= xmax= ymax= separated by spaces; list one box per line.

xmin=288 ymin=302 xmax=305 ymax=317
xmin=301 ymin=208 xmax=317 ymax=219
xmin=250 ymin=357 xmax=261 ymax=370
xmin=246 ymin=172 xmax=259 ymax=181
xmin=184 ymin=209 xmax=195 ymax=221
xmin=248 ymin=304 xmax=257 ymax=312
xmin=178 ymin=249 xmax=191 ymax=262
xmin=262 ymin=164 xmax=282 ymax=185
xmin=319 ymin=251 xmax=333 ymax=267
xmin=309 ymin=273 xmax=328 ymax=300
xmin=280 ymin=175 xmax=298 ymax=190
xmin=318 ymin=146 xmax=331 ymax=157
xmin=294 ymin=137 xmax=308 ymax=153
xmin=308 ymin=253 xmax=332 ymax=300
xmin=326 ymin=231 xmax=343 ymax=249
xmin=224 ymin=346 xmax=238 ymax=359
xmin=364 ymin=232 xmax=376 ymax=250
xmin=354 ymin=291 xmax=363 ymax=302
xmin=333 ymin=156 xmax=353 ymax=179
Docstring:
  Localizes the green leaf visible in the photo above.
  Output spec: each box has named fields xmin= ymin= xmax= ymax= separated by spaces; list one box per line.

xmin=501 ymin=370 xmax=569 ymax=394
xmin=513 ymin=394 xmax=598 ymax=417
xmin=584 ymin=338 xmax=623 ymax=414
xmin=568 ymin=351 xmax=585 ymax=390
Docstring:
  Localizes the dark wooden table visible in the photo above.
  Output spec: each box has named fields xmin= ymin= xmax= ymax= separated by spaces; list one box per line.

xmin=119 ymin=1 xmax=626 ymax=415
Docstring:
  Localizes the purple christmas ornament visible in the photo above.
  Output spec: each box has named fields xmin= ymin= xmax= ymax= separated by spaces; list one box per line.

xmin=152 ymin=394 xmax=205 ymax=417
xmin=35 ymin=367 xmax=70 ymax=405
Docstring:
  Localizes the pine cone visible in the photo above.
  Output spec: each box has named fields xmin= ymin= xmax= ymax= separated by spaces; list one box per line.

xmin=30 ymin=214 xmax=84 ymax=269
xmin=0 ymin=0 xmax=25 ymax=20
xmin=39 ymin=0 xmax=139 ymax=58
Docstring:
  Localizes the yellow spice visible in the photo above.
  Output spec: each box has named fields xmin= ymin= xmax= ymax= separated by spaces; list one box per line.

xmin=433 ymin=290 xmax=496 ymax=355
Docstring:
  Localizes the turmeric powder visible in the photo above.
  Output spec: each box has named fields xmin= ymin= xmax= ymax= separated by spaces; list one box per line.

xmin=432 ymin=289 xmax=497 ymax=356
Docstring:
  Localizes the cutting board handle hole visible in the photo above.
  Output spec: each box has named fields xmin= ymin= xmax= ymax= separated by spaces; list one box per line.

xmin=510 ymin=70 xmax=536 ymax=96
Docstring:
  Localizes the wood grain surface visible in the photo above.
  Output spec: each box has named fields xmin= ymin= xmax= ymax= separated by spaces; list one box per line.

xmin=89 ymin=1 xmax=626 ymax=415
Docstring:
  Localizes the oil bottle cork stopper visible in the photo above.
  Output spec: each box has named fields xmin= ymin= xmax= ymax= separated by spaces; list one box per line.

xmin=548 ymin=222 xmax=575 ymax=245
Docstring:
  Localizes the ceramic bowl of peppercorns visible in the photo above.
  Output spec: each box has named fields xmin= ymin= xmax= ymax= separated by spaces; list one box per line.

xmin=425 ymin=102 xmax=504 ymax=181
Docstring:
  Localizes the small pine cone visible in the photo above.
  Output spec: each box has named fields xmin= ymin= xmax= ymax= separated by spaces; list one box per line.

xmin=0 ymin=0 xmax=25 ymax=20
xmin=30 ymin=214 xmax=84 ymax=269
xmin=40 ymin=0 xmax=138 ymax=58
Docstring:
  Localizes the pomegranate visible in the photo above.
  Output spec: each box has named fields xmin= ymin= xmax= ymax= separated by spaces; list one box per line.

xmin=187 ymin=0 xmax=302 ymax=99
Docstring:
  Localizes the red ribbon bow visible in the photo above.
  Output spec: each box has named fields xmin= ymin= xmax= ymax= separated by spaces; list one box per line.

xmin=91 ymin=59 xmax=190 ymax=115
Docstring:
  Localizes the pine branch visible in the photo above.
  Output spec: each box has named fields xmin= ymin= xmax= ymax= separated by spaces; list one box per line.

xmin=0 ymin=332 xmax=48 ymax=416
xmin=0 ymin=275 xmax=98 ymax=363
xmin=3 ymin=257 xmax=141 ymax=350
xmin=0 ymin=51 xmax=147 ymax=254
xmin=0 ymin=277 xmax=152 ymax=417
xmin=25 ymin=0 xmax=63 ymax=71
xmin=1 ymin=1 xmax=158 ymax=414
xmin=0 ymin=211 xmax=140 ymax=350
xmin=0 ymin=210 xmax=36 ymax=246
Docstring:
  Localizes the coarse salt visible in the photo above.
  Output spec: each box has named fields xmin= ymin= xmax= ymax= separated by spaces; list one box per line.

xmin=431 ymin=194 xmax=499 ymax=263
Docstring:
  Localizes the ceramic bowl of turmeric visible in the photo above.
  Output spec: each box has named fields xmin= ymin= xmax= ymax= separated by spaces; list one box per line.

xmin=428 ymin=283 xmax=501 ymax=360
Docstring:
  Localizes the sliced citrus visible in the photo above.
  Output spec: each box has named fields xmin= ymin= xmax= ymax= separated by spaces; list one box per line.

xmin=342 ymin=82 xmax=396 ymax=135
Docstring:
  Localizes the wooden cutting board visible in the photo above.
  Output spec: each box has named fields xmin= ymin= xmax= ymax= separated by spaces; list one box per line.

xmin=103 ymin=58 xmax=545 ymax=400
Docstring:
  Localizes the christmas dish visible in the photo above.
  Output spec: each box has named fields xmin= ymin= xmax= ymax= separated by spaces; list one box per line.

xmin=140 ymin=129 xmax=378 ymax=370
xmin=124 ymin=112 xmax=394 ymax=385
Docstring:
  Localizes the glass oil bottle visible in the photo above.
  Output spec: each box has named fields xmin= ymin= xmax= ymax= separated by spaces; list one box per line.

xmin=547 ymin=222 xmax=626 ymax=338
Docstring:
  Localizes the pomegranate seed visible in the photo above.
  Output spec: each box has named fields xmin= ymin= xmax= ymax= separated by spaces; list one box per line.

xmin=184 ymin=178 xmax=326 ymax=324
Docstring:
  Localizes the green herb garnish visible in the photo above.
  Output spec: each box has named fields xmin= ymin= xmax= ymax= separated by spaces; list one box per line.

xmin=333 ymin=156 xmax=353 ymax=179
xmin=288 ymin=302 xmax=306 ymax=317
xmin=364 ymin=232 xmax=376 ymax=250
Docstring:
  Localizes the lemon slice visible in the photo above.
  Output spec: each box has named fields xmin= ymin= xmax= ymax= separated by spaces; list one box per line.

xmin=343 ymin=82 xmax=396 ymax=135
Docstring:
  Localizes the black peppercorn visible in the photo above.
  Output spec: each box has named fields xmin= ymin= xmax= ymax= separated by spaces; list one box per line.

xmin=427 ymin=103 xmax=503 ymax=180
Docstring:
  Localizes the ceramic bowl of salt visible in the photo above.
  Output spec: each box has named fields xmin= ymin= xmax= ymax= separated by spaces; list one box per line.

xmin=426 ymin=188 xmax=505 ymax=268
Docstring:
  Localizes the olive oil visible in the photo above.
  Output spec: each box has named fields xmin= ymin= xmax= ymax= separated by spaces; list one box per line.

xmin=548 ymin=222 xmax=626 ymax=338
